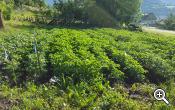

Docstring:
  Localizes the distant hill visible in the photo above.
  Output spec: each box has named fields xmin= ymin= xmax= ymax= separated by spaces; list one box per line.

xmin=141 ymin=0 xmax=175 ymax=19
xmin=161 ymin=0 xmax=175 ymax=5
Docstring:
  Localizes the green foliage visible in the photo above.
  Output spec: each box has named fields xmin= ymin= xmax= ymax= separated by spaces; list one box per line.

xmin=111 ymin=50 xmax=145 ymax=83
xmin=53 ymin=0 xmax=142 ymax=26
xmin=163 ymin=14 xmax=175 ymax=30
xmin=53 ymin=0 xmax=87 ymax=24
xmin=14 ymin=0 xmax=46 ymax=8
xmin=1 ymin=81 xmax=175 ymax=109
xmin=127 ymin=23 xmax=142 ymax=31
xmin=130 ymin=52 xmax=174 ymax=83
xmin=85 ymin=2 xmax=118 ymax=27
xmin=0 ymin=28 xmax=175 ymax=109
xmin=0 ymin=28 xmax=175 ymax=85
xmin=157 ymin=14 xmax=175 ymax=30
xmin=96 ymin=0 xmax=142 ymax=24
xmin=0 ymin=0 xmax=14 ymax=20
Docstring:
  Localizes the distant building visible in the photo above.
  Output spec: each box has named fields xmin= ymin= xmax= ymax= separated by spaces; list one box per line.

xmin=141 ymin=13 xmax=157 ymax=26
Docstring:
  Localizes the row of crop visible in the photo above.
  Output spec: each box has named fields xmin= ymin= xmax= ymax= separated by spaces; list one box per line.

xmin=0 ymin=31 xmax=47 ymax=85
xmin=0 ymin=29 xmax=174 ymax=86
xmin=83 ymin=29 xmax=175 ymax=83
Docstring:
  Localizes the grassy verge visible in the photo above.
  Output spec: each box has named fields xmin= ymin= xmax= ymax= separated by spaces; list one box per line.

xmin=142 ymin=26 xmax=175 ymax=37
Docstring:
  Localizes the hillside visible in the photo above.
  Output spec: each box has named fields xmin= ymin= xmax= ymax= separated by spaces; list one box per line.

xmin=161 ymin=0 xmax=175 ymax=5
xmin=141 ymin=0 xmax=175 ymax=19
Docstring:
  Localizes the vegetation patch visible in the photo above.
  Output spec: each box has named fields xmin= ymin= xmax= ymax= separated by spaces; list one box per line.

xmin=0 ymin=28 xmax=175 ymax=109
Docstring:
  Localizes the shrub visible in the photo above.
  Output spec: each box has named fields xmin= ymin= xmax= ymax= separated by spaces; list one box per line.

xmin=3 ymin=6 xmax=12 ymax=20
xmin=157 ymin=14 xmax=175 ymax=30
xmin=128 ymin=23 xmax=142 ymax=31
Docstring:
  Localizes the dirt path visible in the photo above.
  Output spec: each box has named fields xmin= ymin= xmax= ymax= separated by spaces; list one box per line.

xmin=142 ymin=27 xmax=175 ymax=36
xmin=0 ymin=93 xmax=12 ymax=110
xmin=0 ymin=99 xmax=11 ymax=110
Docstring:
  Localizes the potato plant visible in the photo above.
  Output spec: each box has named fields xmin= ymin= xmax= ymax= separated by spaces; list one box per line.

xmin=0 ymin=28 xmax=175 ymax=109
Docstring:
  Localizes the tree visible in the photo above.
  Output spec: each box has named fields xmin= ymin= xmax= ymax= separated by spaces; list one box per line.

xmin=14 ymin=0 xmax=23 ymax=7
xmin=0 ymin=9 xmax=3 ymax=28
xmin=0 ymin=0 xmax=14 ymax=28
xmin=96 ymin=0 xmax=142 ymax=24
xmin=53 ymin=0 xmax=142 ymax=27
xmin=164 ymin=14 xmax=175 ymax=30
xmin=85 ymin=0 xmax=117 ymax=27
xmin=53 ymin=0 xmax=87 ymax=24
xmin=0 ymin=0 xmax=6 ymax=29
xmin=14 ymin=0 xmax=46 ymax=8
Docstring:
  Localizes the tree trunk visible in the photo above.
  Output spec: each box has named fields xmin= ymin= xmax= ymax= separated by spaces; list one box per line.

xmin=0 ymin=10 xmax=4 ymax=29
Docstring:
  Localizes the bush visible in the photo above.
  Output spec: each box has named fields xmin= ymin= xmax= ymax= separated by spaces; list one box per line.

xmin=3 ymin=6 xmax=12 ymax=20
xmin=157 ymin=14 xmax=175 ymax=30
xmin=128 ymin=23 xmax=142 ymax=31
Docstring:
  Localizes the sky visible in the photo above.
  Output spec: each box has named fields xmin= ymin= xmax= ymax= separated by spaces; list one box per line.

xmin=45 ymin=0 xmax=175 ymax=6
xmin=45 ymin=0 xmax=54 ymax=5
